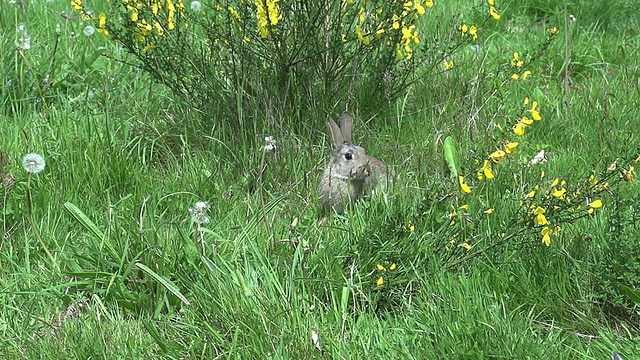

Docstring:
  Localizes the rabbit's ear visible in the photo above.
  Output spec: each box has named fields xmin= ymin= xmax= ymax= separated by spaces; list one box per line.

xmin=327 ymin=116 xmax=344 ymax=150
xmin=339 ymin=111 xmax=354 ymax=144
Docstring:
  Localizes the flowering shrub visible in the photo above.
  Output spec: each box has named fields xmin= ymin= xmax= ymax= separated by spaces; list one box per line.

xmin=72 ymin=0 xmax=445 ymax=127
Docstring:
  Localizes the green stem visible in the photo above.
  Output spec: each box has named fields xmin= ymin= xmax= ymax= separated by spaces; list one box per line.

xmin=26 ymin=175 xmax=59 ymax=273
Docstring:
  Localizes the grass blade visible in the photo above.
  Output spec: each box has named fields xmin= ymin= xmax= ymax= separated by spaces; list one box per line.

xmin=443 ymin=136 xmax=460 ymax=179
xmin=63 ymin=201 xmax=105 ymax=240
xmin=135 ymin=263 xmax=190 ymax=306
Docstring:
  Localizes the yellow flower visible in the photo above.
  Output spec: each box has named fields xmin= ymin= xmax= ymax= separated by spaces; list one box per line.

xmin=511 ymin=52 xmax=524 ymax=67
xmin=255 ymin=0 xmax=282 ymax=38
xmin=98 ymin=12 xmax=107 ymax=28
xmin=547 ymin=27 xmax=559 ymax=39
xmin=504 ymin=142 xmax=518 ymax=155
xmin=513 ymin=122 xmax=526 ymax=136
xmin=425 ymin=0 xmax=433 ymax=7
xmin=552 ymin=188 xmax=567 ymax=198
xmin=390 ymin=263 xmax=397 ymax=270
xmin=511 ymin=73 xmax=520 ymax=81
xmin=520 ymin=116 xmax=533 ymax=125
xmin=589 ymin=199 xmax=603 ymax=209
xmin=128 ymin=6 xmax=139 ymax=21
xmin=458 ymin=175 xmax=471 ymax=193
xmin=377 ymin=264 xmax=386 ymax=271
xmin=459 ymin=23 xmax=468 ymax=35
xmin=529 ymin=101 xmax=542 ymax=120
xmin=533 ymin=206 xmax=548 ymax=225
xmin=541 ymin=227 xmax=553 ymax=246
xmin=484 ymin=208 xmax=494 ymax=214
xmin=71 ymin=0 xmax=83 ymax=11
xmin=522 ymin=70 xmax=532 ymax=80
xmin=535 ymin=213 xmax=548 ymax=225
xmin=355 ymin=25 xmax=370 ymax=45
xmin=461 ymin=242 xmax=472 ymax=250
xmin=468 ymin=25 xmax=478 ymax=40
xmin=97 ymin=13 xmax=109 ymax=37
xmin=377 ymin=277 xmax=384 ymax=287
xmin=487 ymin=0 xmax=495 ymax=5
xmin=414 ymin=0 xmax=426 ymax=14
xmin=481 ymin=160 xmax=494 ymax=180
xmin=489 ymin=6 xmax=500 ymax=20
xmin=444 ymin=60 xmax=455 ymax=70
xmin=489 ymin=150 xmax=506 ymax=164
xmin=526 ymin=185 xmax=539 ymax=198
xmin=154 ymin=21 xmax=164 ymax=36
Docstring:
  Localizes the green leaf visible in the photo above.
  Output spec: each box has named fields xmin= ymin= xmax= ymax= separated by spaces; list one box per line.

xmin=443 ymin=136 xmax=461 ymax=178
xmin=63 ymin=202 xmax=105 ymax=240
xmin=135 ymin=263 xmax=191 ymax=306
xmin=622 ymin=285 xmax=640 ymax=305
xmin=143 ymin=321 xmax=170 ymax=353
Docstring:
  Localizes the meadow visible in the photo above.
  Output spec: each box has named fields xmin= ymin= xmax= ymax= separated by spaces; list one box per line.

xmin=1 ymin=0 xmax=639 ymax=358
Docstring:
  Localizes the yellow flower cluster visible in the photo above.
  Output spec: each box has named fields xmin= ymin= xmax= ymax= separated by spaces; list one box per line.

xmin=446 ymin=237 xmax=472 ymax=252
xmin=459 ymin=23 xmax=478 ymax=40
xmin=510 ymin=52 xmax=532 ymax=81
xmin=443 ymin=59 xmax=455 ymax=70
xmin=376 ymin=262 xmax=397 ymax=287
xmin=487 ymin=0 xmax=500 ymax=20
xmin=476 ymin=142 xmax=518 ymax=181
xmin=525 ymin=176 xmax=606 ymax=246
xmin=123 ymin=0 xmax=185 ymax=51
xmin=71 ymin=0 xmax=185 ymax=51
xmin=70 ymin=0 xmax=109 ymax=36
xmin=255 ymin=0 xmax=281 ymax=38
xmin=397 ymin=23 xmax=420 ymax=59
xmin=513 ymin=97 xmax=542 ymax=136
xmin=346 ymin=0 xmax=433 ymax=61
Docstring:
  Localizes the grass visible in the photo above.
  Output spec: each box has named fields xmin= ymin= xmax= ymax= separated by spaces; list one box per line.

xmin=1 ymin=0 xmax=640 ymax=358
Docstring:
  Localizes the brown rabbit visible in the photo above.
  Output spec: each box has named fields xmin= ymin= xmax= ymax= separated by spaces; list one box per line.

xmin=318 ymin=111 xmax=394 ymax=224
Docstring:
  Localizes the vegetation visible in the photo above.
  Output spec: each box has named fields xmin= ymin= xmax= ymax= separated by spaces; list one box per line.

xmin=1 ymin=0 xmax=639 ymax=358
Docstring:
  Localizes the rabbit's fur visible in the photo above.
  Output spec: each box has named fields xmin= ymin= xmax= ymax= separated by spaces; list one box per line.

xmin=318 ymin=111 xmax=394 ymax=223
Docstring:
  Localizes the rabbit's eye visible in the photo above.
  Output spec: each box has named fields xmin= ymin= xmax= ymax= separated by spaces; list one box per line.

xmin=344 ymin=153 xmax=353 ymax=160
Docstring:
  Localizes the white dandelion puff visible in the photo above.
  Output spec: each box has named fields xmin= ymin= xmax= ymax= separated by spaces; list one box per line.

xmin=22 ymin=153 xmax=46 ymax=174
xmin=190 ymin=1 xmax=202 ymax=12
xmin=311 ymin=327 xmax=321 ymax=351
xmin=189 ymin=201 xmax=210 ymax=225
xmin=16 ymin=24 xmax=31 ymax=51
xmin=263 ymin=136 xmax=276 ymax=152
xmin=83 ymin=26 xmax=95 ymax=37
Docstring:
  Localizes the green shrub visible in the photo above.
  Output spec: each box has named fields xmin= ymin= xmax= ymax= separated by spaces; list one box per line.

xmin=72 ymin=0 xmax=450 ymax=129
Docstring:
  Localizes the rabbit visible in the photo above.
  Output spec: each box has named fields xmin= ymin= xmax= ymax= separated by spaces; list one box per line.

xmin=318 ymin=111 xmax=394 ymax=224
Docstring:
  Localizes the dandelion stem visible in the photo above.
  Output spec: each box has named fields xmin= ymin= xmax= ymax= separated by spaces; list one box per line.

xmin=26 ymin=175 xmax=59 ymax=273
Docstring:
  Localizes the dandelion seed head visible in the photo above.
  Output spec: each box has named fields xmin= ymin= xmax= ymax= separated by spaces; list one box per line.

xmin=189 ymin=201 xmax=210 ymax=225
xmin=263 ymin=135 xmax=276 ymax=152
xmin=83 ymin=26 xmax=95 ymax=37
xmin=22 ymin=153 xmax=46 ymax=174
xmin=190 ymin=1 xmax=202 ymax=11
